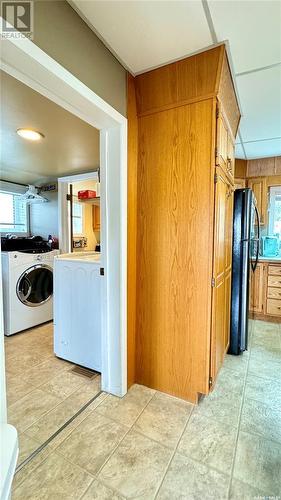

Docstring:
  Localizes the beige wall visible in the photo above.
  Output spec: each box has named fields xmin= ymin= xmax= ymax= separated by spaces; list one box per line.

xmin=33 ymin=0 xmax=127 ymax=116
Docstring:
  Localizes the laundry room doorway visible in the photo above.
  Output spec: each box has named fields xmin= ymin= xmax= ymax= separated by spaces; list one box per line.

xmin=0 ymin=21 xmax=127 ymax=435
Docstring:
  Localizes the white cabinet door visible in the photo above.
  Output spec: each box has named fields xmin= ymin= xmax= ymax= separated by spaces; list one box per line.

xmin=54 ymin=260 xmax=101 ymax=371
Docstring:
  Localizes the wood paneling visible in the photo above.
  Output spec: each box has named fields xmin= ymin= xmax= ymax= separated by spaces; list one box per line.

xmin=135 ymin=46 xmax=223 ymax=116
xmin=275 ymin=156 xmax=281 ymax=175
xmin=235 ymin=159 xmax=247 ymax=178
xmin=136 ymin=99 xmax=215 ymax=402
xmin=127 ymin=74 xmax=138 ymax=388
xmin=247 ymin=157 xmax=276 ymax=177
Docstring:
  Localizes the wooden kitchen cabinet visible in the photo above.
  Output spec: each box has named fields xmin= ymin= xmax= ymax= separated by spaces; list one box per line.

xmin=129 ymin=44 xmax=240 ymax=402
xmin=92 ymin=205 xmax=100 ymax=231
xmin=249 ymin=263 xmax=264 ymax=314
xmin=247 ymin=177 xmax=267 ymax=225
xmin=249 ymin=261 xmax=281 ymax=320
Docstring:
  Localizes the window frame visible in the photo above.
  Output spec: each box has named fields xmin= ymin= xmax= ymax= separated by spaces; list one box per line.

xmin=268 ymin=185 xmax=281 ymax=238
xmin=0 ymin=190 xmax=30 ymax=236
xmin=72 ymin=199 xmax=85 ymax=237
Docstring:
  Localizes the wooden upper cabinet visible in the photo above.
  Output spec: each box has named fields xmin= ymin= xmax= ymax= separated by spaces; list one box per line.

xmin=247 ymin=177 xmax=267 ymax=225
xmin=216 ymin=110 xmax=228 ymax=171
xmin=216 ymin=107 xmax=235 ymax=183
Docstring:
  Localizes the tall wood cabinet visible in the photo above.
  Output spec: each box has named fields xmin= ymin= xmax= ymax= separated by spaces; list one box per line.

xmin=128 ymin=44 xmax=240 ymax=402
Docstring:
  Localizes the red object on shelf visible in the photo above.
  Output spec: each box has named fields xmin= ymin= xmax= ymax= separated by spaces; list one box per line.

xmin=78 ymin=190 xmax=96 ymax=199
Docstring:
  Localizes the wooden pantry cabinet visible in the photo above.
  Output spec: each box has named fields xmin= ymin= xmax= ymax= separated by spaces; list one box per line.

xmin=128 ymin=44 xmax=240 ymax=402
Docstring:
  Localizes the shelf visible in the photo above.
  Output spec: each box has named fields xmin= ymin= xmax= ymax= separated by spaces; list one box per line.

xmin=78 ymin=197 xmax=100 ymax=206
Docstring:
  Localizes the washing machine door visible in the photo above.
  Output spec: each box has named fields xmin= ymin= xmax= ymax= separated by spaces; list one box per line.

xmin=16 ymin=264 xmax=53 ymax=306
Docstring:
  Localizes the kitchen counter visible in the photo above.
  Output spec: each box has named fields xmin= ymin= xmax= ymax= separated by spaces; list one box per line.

xmin=258 ymin=256 xmax=281 ymax=262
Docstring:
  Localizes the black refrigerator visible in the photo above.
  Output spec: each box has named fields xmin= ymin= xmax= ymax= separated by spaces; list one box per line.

xmin=229 ymin=188 xmax=260 ymax=355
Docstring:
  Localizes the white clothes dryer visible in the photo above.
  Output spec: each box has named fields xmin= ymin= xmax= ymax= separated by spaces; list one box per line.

xmin=1 ymin=250 xmax=59 ymax=335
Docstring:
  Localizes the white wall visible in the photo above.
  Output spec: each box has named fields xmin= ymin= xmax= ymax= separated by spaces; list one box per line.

xmin=30 ymin=190 xmax=59 ymax=240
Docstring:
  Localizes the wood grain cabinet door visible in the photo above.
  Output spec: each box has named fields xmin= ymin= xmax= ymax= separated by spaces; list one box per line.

xmin=216 ymin=111 xmax=228 ymax=172
xmin=247 ymin=177 xmax=267 ymax=225
xmin=211 ymin=171 xmax=228 ymax=381
xmin=92 ymin=205 xmax=101 ymax=230
xmin=249 ymin=263 xmax=264 ymax=313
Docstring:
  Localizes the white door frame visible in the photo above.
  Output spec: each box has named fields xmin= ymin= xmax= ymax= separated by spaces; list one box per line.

xmin=57 ymin=171 xmax=99 ymax=254
xmin=0 ymin=23 xmax=128 ymax=397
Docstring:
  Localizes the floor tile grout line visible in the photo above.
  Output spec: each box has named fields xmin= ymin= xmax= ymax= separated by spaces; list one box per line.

xmin=13 ymin=393 xmax=110 ymax=492
xmin=18 ymin=377 xmax=102 ymax=436
xmin=15 ymin=390 xmax=104 ymax=473
xmin=153 ymin=404 xmax=196 ymax=499
xmin=95 ymin=390 xmax=156 ymax=479
xmin=227 ymin=321 xmax=254 ymax=499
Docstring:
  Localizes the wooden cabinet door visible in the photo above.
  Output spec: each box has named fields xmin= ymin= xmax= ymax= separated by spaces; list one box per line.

xmin=211 ymin=171 xmax=229 ymax=381
xmin=92 ymin=205 xmax=100 ymax=230
xmin=249 ymin=263 xmax=264 ymax=313
xmin=247 ymin=177 xmax=267 ymax=225
xmin=216 ymin=111 xmax=228 ymax=171
xmin=227 ymin=134 xmax=235 ymax=180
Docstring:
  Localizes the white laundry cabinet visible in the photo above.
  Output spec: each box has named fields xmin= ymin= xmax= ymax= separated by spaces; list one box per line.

xmin=53 ymin=253 xmax=101 ymax=371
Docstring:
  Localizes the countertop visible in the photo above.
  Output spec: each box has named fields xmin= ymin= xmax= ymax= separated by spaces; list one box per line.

xmin=55 ymin=251 xmax=100 ymax=263
xmin=258 ymin=256 xmax=281 ymax=262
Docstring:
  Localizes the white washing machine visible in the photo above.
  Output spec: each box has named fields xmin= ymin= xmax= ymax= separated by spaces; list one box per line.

xmin=1 ymin=250 xmax=59 ymax=336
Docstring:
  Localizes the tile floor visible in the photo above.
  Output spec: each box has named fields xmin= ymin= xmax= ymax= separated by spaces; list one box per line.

xmin=5 ymin=319 xmax=281 ymax=499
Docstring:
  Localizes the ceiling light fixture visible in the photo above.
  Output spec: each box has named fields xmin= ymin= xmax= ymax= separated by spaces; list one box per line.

xmin=16 ymin=128 xmax=45 ymax=141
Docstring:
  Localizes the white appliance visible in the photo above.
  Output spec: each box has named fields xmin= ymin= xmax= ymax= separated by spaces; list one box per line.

xmin=54 ymin=252 xmax=101 ymax=371
xmin=1 ymin=250 xmax=59 ymax=336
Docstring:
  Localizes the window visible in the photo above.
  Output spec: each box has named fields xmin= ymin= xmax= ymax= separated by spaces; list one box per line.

xmin=0 ymin=191 xmax=29 ymax=234
xmin=72 ymin=201 xmax=84 ymax=235
xmin=268 ymin=186 xmax=281 ymax=239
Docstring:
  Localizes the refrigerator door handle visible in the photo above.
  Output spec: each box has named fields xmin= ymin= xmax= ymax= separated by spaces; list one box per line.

xmin=251 ymin=206 xmax=260 ymax=273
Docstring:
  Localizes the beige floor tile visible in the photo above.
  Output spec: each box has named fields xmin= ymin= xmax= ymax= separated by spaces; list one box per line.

xmin=214 ymin=367 xmax=245 ymax=394
xmin=240 ymin=398 xmax=281 ymax=443
xmin=99 ymin=430 xmax=172 ymax=499
xmin=25 ymin=378 xmax=102 ymax=445
xmin=222 ymin=352 xmax=249 ymax=374
xmin=12 ymin=451 xmax=93 ymax=500
xmin=6 ymin=351 xmax=51 ymax=376
xmin=248 ymin=355 xmax=281 ymax=381
xmin=8 ymin=388 xmax=62 ymax=433
xmin=57 ymin=412 xmax=128 ymax=475
xmin=135 ymin=391 xmax=193 ymax=448
xmin=21 ymin=356 xmax=73 ymax=387
xmin=50 ymin=393 xmax=108 ymax=449
xmin=12 ymin=433 xmax=52 ymax=489
xmin=229 ymin=479 xmax=270 ymax=499
xmin=194 ymin=397 xmax=241 ymax=427
xmin=40 ymin=369 xmax=87 ymax=399
xmin=178 ymin=413 xmax=236 ymax=475
xmin=244 ymin=374 xmax=281 ymax=406
xmin=157 ymin=452 xmax=230 ymax=500
xmin=82 ymin=479 xmax=124 ymax=499
xmin=233 ymin=431 xmax=281 ymax=495
xmin=96 ymin=384 xmax=155 ymax=427
xmin=6 ymin=376 xmax=36 ymax=406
